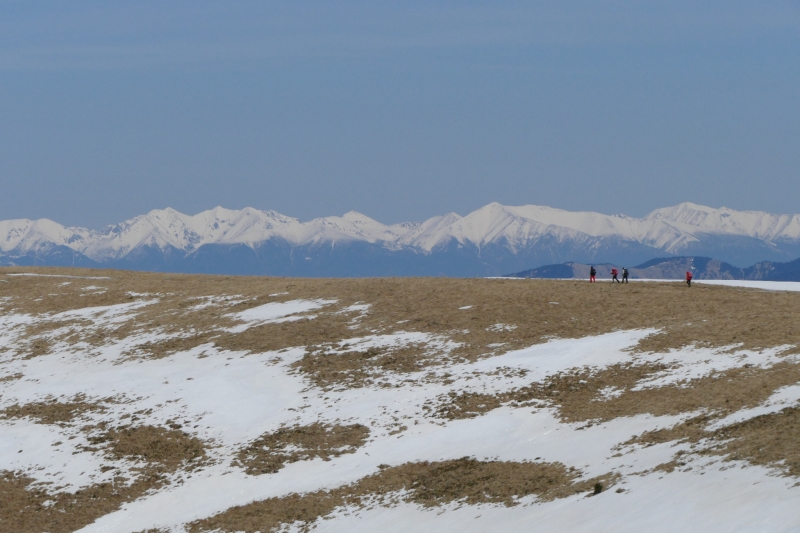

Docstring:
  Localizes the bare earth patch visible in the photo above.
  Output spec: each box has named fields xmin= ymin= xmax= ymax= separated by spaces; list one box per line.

xmin=0 ymin=396 xmax=105 ymax=425
xmin=234 ymin=423 xmax=370 ymax=475
xmin=636 ymin=406 xmax=800 ymax=477
xmin=710 ymin=407 xmax=800 ymax=476
xmin=0 ymin=468 xmax=169 ymax=533
xmin=85 ymin=424 xmax=207 ymax=473
xmin=290 ymin=342 xmax=459 ymax=390
xmin=6 ymin=268 xmax=800 ymax=381
xmin=0 ymin=424 xmax=208 ymax=533
xmin=430 ymin=359 xmax=800 ymax=425
xmin=188 ymin=458 xmax=615 ymax=533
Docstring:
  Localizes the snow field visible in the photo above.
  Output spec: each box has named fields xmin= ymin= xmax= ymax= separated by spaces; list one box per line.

xmin=1 ymin=282 xmax=800 ymax=531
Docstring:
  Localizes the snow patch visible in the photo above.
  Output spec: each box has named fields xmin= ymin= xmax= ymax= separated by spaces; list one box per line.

xmin=225 ymin=299 xmax=337 ymax=332
xmin=707 ymin=383 xmax=800 ymax=430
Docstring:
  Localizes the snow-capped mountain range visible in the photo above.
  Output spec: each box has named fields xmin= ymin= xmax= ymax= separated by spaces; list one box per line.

xmin=3 ymin=202 xmax=800 ymax=276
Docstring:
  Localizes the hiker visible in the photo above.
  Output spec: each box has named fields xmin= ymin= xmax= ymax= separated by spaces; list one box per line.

xmin=590 ymin=266 xmax=596 ymax=283
xmin=686 ymin=270 xmax=693 ymax=287
xmin=611 ymin=268 xmax=620 ymax=283
xmin=622 ymin=267 xmax=629 ymax=284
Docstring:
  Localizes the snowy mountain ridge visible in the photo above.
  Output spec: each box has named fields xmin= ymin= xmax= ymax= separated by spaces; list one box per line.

xmin=3 ymin=202 xmax=800 ymax=275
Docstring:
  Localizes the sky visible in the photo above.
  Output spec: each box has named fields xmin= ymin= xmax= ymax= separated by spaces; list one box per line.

xmin=0 ymin=1 xmax=798 ymax=228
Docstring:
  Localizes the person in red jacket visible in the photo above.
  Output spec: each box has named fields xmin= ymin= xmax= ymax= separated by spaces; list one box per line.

xmin=686 ymin=270 xmax=693 ymax=287
xmin=611 ymin=268 xmax=620 ymax=283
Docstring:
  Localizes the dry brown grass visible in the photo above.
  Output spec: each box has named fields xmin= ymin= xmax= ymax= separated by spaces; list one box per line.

xmin=289 ymin=343 xmax=458 ymax=389
xmin=0 ymin=396 xmax=104 ymax=425
xmin=5 ymin=267 xmax=800 ymax=389
xmin=427 ymin=363 xmax=677 ymax=421
xmin=188 ymin=458 xmax=614 ymax=533
xmin=0 ymin=470 xmax=136 ymax=533
xmin=637 ymin=406 xmax=800 ymax=477
xmin=565 ymin=362 xmax=800 ymax=423
xmin=85 ymin=425 xmax=207 ymax=472
xmin=0 ymin=467 xmax=176 ymax=533
xmin=5 ymin=267 xmax=800 ymax=530
xmin=234 ymin=423 xmax=370 ymax=475
xmin=431 ymin=359 xmax=800 ymax=428
xmin=0 ymin=424 xmax=208 ymax=533
xmin=710 ymin=407 xmax=800 ymax=476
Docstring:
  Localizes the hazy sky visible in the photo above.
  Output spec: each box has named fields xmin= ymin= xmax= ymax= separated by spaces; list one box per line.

xmin=1 ymin=1 xmax=798 ymax=228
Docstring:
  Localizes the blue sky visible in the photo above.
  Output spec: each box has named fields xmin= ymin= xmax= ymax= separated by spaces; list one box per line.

xmin=0 ymin=1 xmax=798 ymax=228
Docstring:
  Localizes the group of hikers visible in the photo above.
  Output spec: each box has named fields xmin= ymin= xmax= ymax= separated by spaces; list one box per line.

xmin=589 ymin=266 xmax=630 ymax=283
xmin=589 ymin=265 xmax=693 ymax=286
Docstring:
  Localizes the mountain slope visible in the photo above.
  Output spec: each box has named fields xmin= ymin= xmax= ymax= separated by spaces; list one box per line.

xmin=2 ymin=202 xmax=800 ymax=276
xmin=507 ymin=256 xmax=800 ymax=281
xmin=4 ymin=270 xmax=800 ymax=531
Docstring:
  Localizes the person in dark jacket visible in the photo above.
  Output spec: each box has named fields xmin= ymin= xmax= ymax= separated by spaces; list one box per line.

xmin=611 ymin=268 xmax=620 ymax=283
xmin=590 ymin=266 xmax=596 ymax=283
xmin=686 ymin=270 xmax=693 ymax=287
xmin=622 ymin=267 xmax=629 ymax=283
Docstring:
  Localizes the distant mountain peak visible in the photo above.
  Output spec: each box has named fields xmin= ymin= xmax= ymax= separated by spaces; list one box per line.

xmin=3 ymin=202 xmax=800 ymax=275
